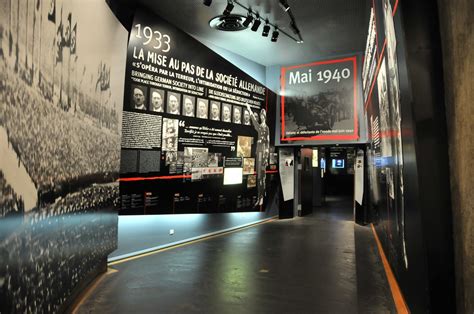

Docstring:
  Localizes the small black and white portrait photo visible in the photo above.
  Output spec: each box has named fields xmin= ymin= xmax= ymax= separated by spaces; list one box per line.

xmin=196 ymin=98 xmax=209 ymax=119
xmin=221 ymin=103 xmax=232 ymax=122
xmin=182 ymin=95 xmax=196 ymax=117
xmin=162 ymin=118 xmax=179 ymax=152
xmin=166 ymin=151 xmax=178 ymax=166
xmin=163 ymin=136 xmax=178 ymax=152
xmin=210 ymin=101 xmax=221 ymax=121
xmin=208 ymin=153 xmax=219 ymax=167
xmin=243 ymin=108 xmax=251 ymax=125
xmin=163 ymin=118 xmax=178 ymax=139
xmin=233 ymin=105 xmax=242 ymax=124
xmin=149 ymin=88 xmax=165 ymax=112
xmin=130 ymin=84 xmax=147 ymax=110
xmin=167 ymin=92 xmax=181 ymax=115
xmin=177 ymin=151 xmax=184 ymax=165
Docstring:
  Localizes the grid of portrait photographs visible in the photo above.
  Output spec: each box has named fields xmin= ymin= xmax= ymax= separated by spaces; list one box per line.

xmin=128 ymin=86 xmax=249 ymax=125
xmin=128 ymin=86 xmax=262 ymax=180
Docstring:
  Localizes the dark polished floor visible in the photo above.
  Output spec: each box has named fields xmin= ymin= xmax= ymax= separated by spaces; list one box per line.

xmin=78 ymin=197 xmax=395 ymax=313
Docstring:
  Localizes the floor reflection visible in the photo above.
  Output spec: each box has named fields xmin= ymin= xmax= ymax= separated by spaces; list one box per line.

xmin=78 ymin=198 xmax=369 ymax=313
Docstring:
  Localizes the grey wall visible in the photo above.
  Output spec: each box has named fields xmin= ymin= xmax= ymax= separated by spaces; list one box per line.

xmin=197 ymin=37 xmax=267 ymax=86
xmin=265 ymin=65 xmax=281 ymax=93
xmin=111 ymin=209 xmax=277 ymax=260
xmin=437 ymin=0 xmax=474 ymax=312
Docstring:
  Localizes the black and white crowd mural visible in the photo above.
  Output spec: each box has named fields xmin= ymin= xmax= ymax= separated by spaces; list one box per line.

xmin=363 ymin=0 xmax=408 ymax=274
xmin=0 ymin=0 xmax=127 ymax=312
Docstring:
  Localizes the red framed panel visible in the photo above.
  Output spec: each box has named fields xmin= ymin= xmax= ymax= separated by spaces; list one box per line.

xmin=280 ymin=56 xmax=359 ymax=142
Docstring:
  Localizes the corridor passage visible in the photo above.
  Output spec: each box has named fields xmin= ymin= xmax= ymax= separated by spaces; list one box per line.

xmin=77 ymin=198 xmax=395 ymax=313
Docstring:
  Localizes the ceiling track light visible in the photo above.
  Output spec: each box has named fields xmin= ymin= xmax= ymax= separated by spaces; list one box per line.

xmin=271 ymin=28 xmax=279 ymax=42
xmin=279 ymin=0 xmax=290 ymax=12
xmin=202 ymin=0 xmax=303 ymax=44
xmin=262 ymin=20 xmax=270 ymax=37
xmin=223 ymin=0 xmax=234 ymax=16
xmin=242 ymin=11 xmax=253 ymax=27
xmin=251 ymin=15 xmax=261 ymax=31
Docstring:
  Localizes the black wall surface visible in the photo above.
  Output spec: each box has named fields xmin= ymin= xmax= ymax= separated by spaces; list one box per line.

xmin=120 ymin=8 xmax=279 ymax=215
xmin=324 ymin=147 xmax=355 ymax=196
xmin=363 ymin=0 xmax=455 ymax=311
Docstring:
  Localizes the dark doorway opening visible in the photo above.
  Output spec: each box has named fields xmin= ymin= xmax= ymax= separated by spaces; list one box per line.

xmin=297 ymin=145 xmax=362 ymax=221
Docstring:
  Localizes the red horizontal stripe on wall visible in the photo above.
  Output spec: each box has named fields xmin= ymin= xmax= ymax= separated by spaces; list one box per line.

xmin=120 ymin=171 xmax=278 ymax=182
xmin=119 ymin=175 xmax=192 ymax=182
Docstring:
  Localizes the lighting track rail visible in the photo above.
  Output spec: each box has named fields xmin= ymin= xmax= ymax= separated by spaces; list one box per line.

xmin=204 ymin=0 xmax=304 ymax=44
xmin=233 ymin=0 xmax=303 ymax=43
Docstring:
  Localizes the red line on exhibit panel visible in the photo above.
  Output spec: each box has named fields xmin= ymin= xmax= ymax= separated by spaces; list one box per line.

xmin=284 ymin=56 xmax=358 ymax=71
xmin=393 ymin=0 xmax=399 ymax=16
xmin=265 ymin=87 xmax=268 ymax=112
xmin=119 ymin=175 xmax=192 ymax=182
xmin=364 ymin=0 xmax=398 ymax=111
xmin=353 ymin=57 xmax=359 ymax=139
xmin=282 ymin=134 xmax=359 ymax=141
xmin=280 ymin=67 xmax=286 ymax=139
xmin=364 ymin=39 xmax=387 ymax=111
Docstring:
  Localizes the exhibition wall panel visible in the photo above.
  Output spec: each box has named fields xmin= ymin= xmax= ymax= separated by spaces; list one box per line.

xmin=274 ymin=54 xmax=368 ymax=146
xmin=363 ymin=0 xmax=455 ymax=311
xmin=0 ymin=0 xmax=127 ymax=312
xmin=119 ymin=8 xmax=280 ymax=215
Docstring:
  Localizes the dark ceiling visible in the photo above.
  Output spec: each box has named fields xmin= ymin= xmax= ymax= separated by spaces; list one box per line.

xmin=111 ymin=0 xmax=371 ymax=67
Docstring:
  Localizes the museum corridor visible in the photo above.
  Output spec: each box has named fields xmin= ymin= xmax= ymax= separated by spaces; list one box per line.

xmin=75 ymin=197 xmax=395 ymax=313
xmin=1 ymin=0 xmax=471 ymax=312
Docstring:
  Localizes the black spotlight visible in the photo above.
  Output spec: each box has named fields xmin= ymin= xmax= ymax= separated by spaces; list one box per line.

xmin=262 ymin=22 xmax=270 ymax=37
xmin=243 ymin=12 xmax=253 ymax=27
xmin=251 ymin=16 xmax=261 ymax=31
xmin=223 ymin=1 xmax=234 ymax=15
xmin=203 ymin=0 xmax=212 ymax=6
xmin=271 ymin=29 xmax=279 ymax=42
xmin=279 ymin=0 xmax=290 ymax=12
